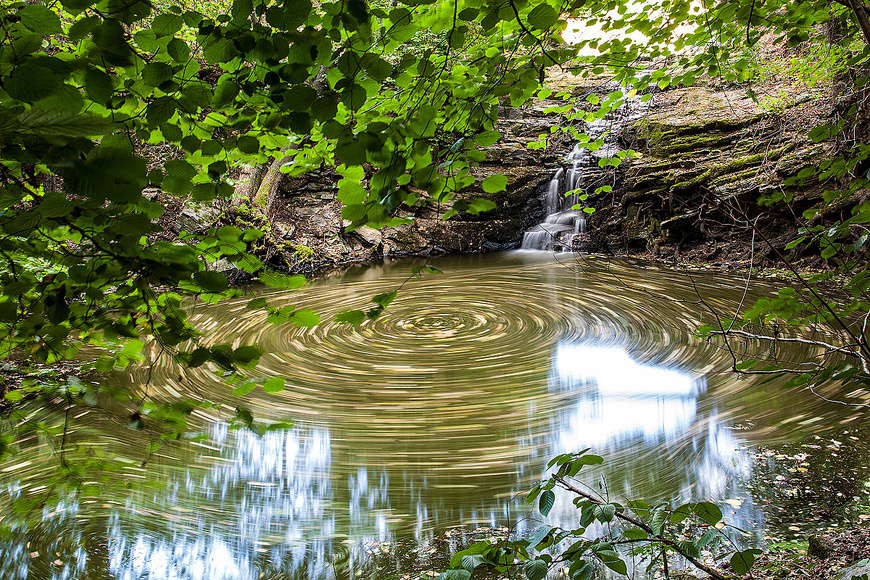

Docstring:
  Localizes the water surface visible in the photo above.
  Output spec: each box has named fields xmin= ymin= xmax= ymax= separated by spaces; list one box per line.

xmin=1 ymin=252 xmax=867 ymax=579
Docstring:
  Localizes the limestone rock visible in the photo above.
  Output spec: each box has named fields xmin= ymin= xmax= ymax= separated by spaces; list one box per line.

xmin=207 ymin=258 xmax=234 ymax=273
xmin=174 ymin=204 xmax=219 ymax=234
xmin=274 ymin=223 xmax=296 ymax=240
xmin=836 ymin=560 xmax=870 ymax=580
xmin=353 ymin=226 xmax=382 ymax=247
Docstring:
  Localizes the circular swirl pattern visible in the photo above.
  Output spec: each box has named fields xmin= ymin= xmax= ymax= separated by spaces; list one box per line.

xmin=155 ymin=252 xmax=775 ymax=422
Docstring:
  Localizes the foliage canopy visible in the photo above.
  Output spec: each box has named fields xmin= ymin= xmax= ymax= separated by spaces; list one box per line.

xmin=2 ymin=0 xmax=870 ymax=576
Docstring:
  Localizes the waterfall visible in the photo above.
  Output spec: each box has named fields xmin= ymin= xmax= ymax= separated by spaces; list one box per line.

xmin=519 ymin=144 xmax=598 ymax=252
xmin=521 ymin=86 xmax=647 ymax=252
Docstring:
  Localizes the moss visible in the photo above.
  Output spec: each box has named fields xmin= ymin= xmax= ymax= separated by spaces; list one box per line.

xmin=224 ymin=203 xmax=265 ymax=229
xmin=670 ymin=143 xmax=796 ymax=191
xmin=659 ymin=133 xmax=735 ymax=155
xmin=293 ymin=245 xmax=315 ymax=259
xmin=711 ymin=167 xmax=761 ymax=186
xmin=807 ymin=534 xmax=834 ymax=559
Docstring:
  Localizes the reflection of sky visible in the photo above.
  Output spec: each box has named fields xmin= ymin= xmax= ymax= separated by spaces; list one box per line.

xmin=108 ymin=424 xmax=342 ymax=580
xmin=0 ymin=494 xmax=86 ymax=580
xmin=554 ymin=344 xmax=703 ymax=447
xmin=546 ymin=342 xmax=760 ymax=542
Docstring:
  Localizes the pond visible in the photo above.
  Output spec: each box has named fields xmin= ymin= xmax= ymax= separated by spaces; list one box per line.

xmin=1 ymin=251 xmax=868 ymax=580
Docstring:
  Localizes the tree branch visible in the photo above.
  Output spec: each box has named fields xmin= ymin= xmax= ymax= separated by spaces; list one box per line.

xmin=553 ymin=475 xmax=729 ymax=580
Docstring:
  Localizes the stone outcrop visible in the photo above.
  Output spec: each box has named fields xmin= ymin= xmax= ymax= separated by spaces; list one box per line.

xmin=583 ymin=86 xmax=843 ymax=265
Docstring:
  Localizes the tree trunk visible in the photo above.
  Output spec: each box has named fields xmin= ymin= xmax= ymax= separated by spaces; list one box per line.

xmin=252 ymin=145 xmax=298 ymax=217
xmin=232 ymin=164 xmax=265 ymax=205
xmin=845 ymin=0 xmax=870 ymax=47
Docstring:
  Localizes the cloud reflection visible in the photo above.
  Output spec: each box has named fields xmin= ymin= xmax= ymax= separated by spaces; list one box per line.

xmin=546 ymin=342 xmax=759 ymax=539
xmin=553 ymin=343 xmax=704 ymax=447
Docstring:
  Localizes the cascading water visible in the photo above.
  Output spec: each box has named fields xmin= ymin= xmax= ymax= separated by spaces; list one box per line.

xmin=521 ymin=87 xmax=648 ymax=252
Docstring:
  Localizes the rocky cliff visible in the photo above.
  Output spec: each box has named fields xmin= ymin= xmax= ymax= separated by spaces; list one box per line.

xmin=585 ymin=84 xmax=836 ymax=266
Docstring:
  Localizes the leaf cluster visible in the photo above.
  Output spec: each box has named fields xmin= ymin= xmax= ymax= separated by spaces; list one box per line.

xmin=441 ymin=450 xmax=761 ymax=580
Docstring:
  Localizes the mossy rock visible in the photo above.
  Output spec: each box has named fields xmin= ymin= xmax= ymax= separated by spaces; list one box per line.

xmin=807 ymin=534 xmax=834 ymax=559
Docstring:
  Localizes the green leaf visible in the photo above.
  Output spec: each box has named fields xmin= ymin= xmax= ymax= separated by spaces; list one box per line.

xmin=312 ymin=97 xmax=338 ymax=122
xmin=35 ymin=84 xmax=85 ymax=113
xmin=0 ymin=300 xmax=17 ymax=323
xmin=163 ymin=159 xmax=197 ymax=195
xmin=364 ymin=58 xmax=393 ymax=82
xmin=69 ymin=15 xmax=101 ymax=41
xmin=232 ymin=381 xmax=257 ymax=396
xmin=84 ymin=68 xmax=113 ymax=105
xmin=735 ymin=359 xmax=758 ymax=370
xmin=193 ymin=271 xmax=229 ymax=293
xmin=340 ymin=84 xmax=367 ymax=112
xmin=336 ymin=139 xmax=366 ymax=166
xmin=286 ymin=85 xmax=317 ymax=111
xmin=621 ymin=528 xmax=648 ymax=540
xmin=238 ymin=136 xmax=260 ymax=154
xmin=596 ymin=504 xmax=616 ymax=522
xmin=335 ymin=310 xmax=366 ymax=325
xmin=232 ymin=345 xmax=261 ymax=364
xmin=650 ymin=506 xmax=667 ymax=535
xmin=4 ymin=390 xmax=23 ymax=403
xmin=784 ymin=236 xmax=806 ymax=250
xmin=15 ymin=110 xmax=118 ymax=137
xmin=213 ymin=80 xmax=240 ymax=109
xmin=602 ymin=556 xmax=627 ymax=575
xmin=371 ymin=290 xmax=397 ymax=309
xmin=570 ymin=561 xmax=594 ymax=580
xmin=539 ymin=489 xmax=555 ymax=516
xmin=234 ymin=406 xmax=254 ymax=429
xmin=18 ymin=4 xmax=63 ymax=34
xmin=262 ymin=377 xmax=286 ymax=393
xmin=338 ymin=182 xmax=368 ymax=205
xmin=6 ymin=62 xmax=59 ymax=102
xmin=60 ymin=0 xmax=99 ymax=11
xmin=677 ymin=540 xmax=701 ymax=560
xmin=473 ymin=131 xmax=501 ymax=147
xmin=482 ymin=174 xmax=508 ymax=193
xmin=203 ymin=37 xmax=237 ymax=63
xmin=528 ymin=525 xmax=553 ymax=547
xmin=289 ymin=309 xmax=320 ymax=327
xmin=527 ymin=3 xmax=558 ymax=30
xmin=259 ymin=272 xmax=306 ymax=289
xmin=461 ymin=554 xmax=485 ymax=572
xmin=465 ymin=198 xmax=497 ymax=215
xmin=671 ymin=503 xmax=693 ymax=524
xmin=167 ymin=38 xmax=191 ymax=62
xmin=146 ymin=97 xmax=177 ymax=126
xmin=97 ymin=0 xmax=151 ymax=24
xmin=143 ymin=62 xmax=174 ymax=87
xmin=730 ymin=549 xmax=762 ymax=575
xmin=247 ymin=298 xmax=267 ymax=309
xmin=152 ymin=13 xmax=184 ymax=36
xmin=438 ymin=571 xmax=471 ymax=580
xmin=525 ymin=559 xmax=548 ymax=580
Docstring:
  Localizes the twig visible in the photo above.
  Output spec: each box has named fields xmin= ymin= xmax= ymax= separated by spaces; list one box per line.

xmin=552 ymin=475 xmax=728 ymax=580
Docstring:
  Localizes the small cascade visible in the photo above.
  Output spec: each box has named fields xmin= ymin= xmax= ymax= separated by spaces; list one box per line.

xmin=521 ymin=85 xmax=648 ymax=252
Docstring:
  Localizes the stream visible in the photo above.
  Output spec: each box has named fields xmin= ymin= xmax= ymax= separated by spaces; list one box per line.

xmin=1 ymin=251 xmax=869 ymax=580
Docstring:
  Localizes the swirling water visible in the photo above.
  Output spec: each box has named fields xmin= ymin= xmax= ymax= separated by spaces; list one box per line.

xmin=1 ymin=251 xmax=867 ymax=580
